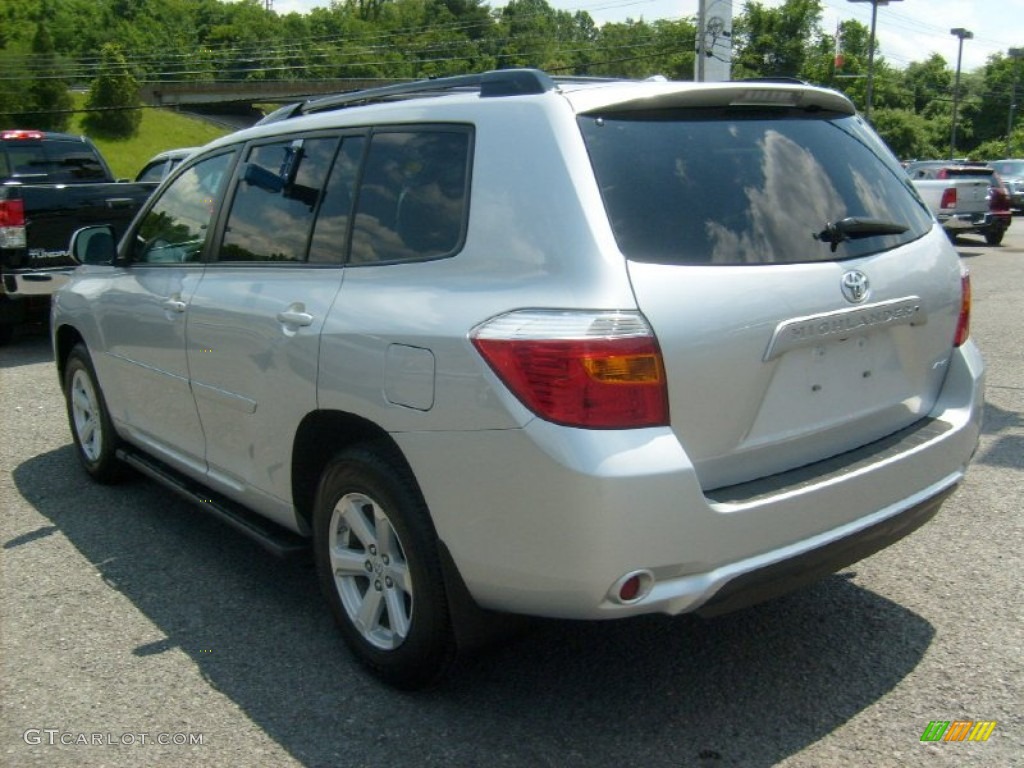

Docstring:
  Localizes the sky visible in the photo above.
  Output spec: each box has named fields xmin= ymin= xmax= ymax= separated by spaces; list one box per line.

xmin=268 ymin=0 xmax=1024 ymax=74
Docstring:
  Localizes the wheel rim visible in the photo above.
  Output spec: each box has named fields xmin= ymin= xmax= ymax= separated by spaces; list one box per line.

xmin=328 ymin=492 xmax=413 ymax=650
xmin=70 ymin=368 xmax=103 ymax=462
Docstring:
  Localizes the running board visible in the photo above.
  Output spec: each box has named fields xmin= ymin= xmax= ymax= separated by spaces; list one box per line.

xmin=116 ymin=448 xmax=310 ymax=560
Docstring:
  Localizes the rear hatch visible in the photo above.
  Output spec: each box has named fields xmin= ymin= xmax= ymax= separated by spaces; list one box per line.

xmin=575 ymin=83 xmax=959 ymax=490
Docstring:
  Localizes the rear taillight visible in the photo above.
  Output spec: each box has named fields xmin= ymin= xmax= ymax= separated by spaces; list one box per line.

xmin=939 ymin=187 xmax=958 ymax=209
xmin=470 ymin=310 xmax=669 ymax=429
xmin=954 ymin=269 xmax=971 ymax=347
xmin=0 ymin=199 xmax=27 ymax=249
xmin=989 ymin=186 xmax=1010 ymax=213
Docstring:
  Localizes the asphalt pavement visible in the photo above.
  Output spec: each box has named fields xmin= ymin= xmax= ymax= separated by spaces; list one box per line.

xmin=2 ymin=225 xmax=1022 ymax=767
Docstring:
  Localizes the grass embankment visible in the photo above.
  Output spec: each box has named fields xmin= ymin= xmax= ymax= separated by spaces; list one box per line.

xmin=68 ymin=94 xmax=232 ymax=180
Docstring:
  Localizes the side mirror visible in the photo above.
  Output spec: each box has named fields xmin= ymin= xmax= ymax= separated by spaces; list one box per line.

xmin=69 ymin=225 xmax=117 ymax=266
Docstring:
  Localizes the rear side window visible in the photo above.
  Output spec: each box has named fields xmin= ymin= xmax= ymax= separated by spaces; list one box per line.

xmin=579 ymin=109 xmax=933 ymax=265
xmin=2 ymin=139 xmax=108 ymax=182
xmin=349 ymin=129 xmax=471 ymax=264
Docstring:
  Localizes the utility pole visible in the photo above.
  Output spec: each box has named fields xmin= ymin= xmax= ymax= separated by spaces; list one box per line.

xmin=696 ymin=0 xmax=705 ymax=82
xmin=847 ymin=0 xmax=902 ymax=123
xmin=1008 ymin=48 xmax=1024 ymax=157
xmin=950 ymin=27 xmax=973 ymax=161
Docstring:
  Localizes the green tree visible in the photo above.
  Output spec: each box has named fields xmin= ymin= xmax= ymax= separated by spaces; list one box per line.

xmin=871 ymin=108 xmax=940 ymax=160
xmin=82 ymin=43 xmax=142 ymax=139
xmin=19 ymin=20 xmax=73 ymax=131
xmin=732 ymin=0 xmax=823 ymax=79
xmin=972 ymin=53 xmax=1024 ymax=151
xmin=902 ymin=54 xmax=950 ymax=113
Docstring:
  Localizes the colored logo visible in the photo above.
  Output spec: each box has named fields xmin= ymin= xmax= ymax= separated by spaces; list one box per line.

xmin=921 ymin=721 xmax=997 ymax=742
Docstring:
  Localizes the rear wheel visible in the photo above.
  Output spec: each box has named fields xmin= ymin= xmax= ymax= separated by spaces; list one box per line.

xmin=985 ymin=229 xmax=1005 ymax=245
xmin=313 ymin=445 xmax=455 ymax=689
xmin=63 ymin=344 xmax=124 ymax=483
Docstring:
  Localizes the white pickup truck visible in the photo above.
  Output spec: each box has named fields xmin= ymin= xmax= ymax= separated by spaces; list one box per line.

xmin=906 ymin=161 xmax=1009 ymax=244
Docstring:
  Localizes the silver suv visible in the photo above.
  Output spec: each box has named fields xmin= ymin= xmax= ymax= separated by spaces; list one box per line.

xmin=53 ymin=70 xmax=985 ymax=688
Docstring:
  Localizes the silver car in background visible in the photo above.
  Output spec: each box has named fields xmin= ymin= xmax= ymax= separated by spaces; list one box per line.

xmin=52 ymin=70 xmax=985 ymax=688
xmin=990 ymin=159 xmax=1024 ymax=212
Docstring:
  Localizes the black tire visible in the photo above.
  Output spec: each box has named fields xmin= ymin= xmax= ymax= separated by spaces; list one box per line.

xmin=0 ymin=324 xmax=13 ymax=346
xmin=985 ymin=229 xmax=1005 ymax=245
xmin=313 ymin=444 xmax=455 ymax=689
xmin=63 ymin=344 xmax=124 ymax=483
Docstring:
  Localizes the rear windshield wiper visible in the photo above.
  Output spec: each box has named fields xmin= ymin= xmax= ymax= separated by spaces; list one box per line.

xmin=816 ymin=217 xmax=908 ymax=252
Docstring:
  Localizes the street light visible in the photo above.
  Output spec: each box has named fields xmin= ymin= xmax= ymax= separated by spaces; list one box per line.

xmin=848 ymin=0 xmax=902 ymax=122
xmin=949 ymin=27 xmax=973 ymax=160
xmin=1008 ymin=47 xmax=1024 ymax=157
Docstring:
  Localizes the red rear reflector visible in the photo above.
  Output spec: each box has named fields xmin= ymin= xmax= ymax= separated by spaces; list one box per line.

xmin=954 ymin=269 xmax=971 ymax=347
xmin=471 ymin=310 xmax=669 ymax=429
xmin=939 ymin=187 xmax=957 ymax=209
xmin=1 ymin=130 xmax=44 ymax=141
xmin=619 ymin=575 xmax=642 ymax=601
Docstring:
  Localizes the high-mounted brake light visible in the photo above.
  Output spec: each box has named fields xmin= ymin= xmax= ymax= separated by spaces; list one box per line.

xmin=954 ymin=269 xmax=971 ymax=347
xmin=939 ymin=187 xmax=958 ymax=210
xmin=1 ymin=130 xmax=44 ymax=141
xmin=470 ymin=310 xmax=669 ymax=429
xmin=730 ymin=89 xmax=802 ymax=107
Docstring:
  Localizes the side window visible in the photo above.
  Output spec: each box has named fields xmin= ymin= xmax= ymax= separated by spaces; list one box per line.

xmin=136 ymin=160 xmax=169 ymax=183
xmin=219 ymin=137 xmax=338 ymax=263
xmin=309 ymin=137 xmax=364 ymax=264
xmin=132 ymin=151 xmax=235 ymax=264
xmin=350 ymin=129 xmax=470 ymax=264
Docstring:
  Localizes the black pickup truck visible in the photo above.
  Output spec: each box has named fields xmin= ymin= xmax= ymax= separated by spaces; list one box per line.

xmin=0 ymin=129 xmax=157 ymax=343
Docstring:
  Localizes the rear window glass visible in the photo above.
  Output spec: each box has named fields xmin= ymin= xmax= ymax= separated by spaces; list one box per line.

xmin=1 ymin=139 xmax=108 ymax=182
xmin=579 ymin=109 xmax=933 ymax=265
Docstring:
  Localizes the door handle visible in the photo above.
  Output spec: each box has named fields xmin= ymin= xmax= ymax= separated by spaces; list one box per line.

xmin=277 ymin=309 xmax=314 ymax=327
xmin=163 ymin=298 xmax=187 ymax=313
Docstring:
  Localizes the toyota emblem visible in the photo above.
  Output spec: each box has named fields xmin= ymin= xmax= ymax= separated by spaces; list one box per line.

xmin=841 ymin=270 xmax=870 ymax=303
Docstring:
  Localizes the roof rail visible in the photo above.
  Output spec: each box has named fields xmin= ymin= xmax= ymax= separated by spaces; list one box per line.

xmin=258 ymin=69 xmax=557 ymax=125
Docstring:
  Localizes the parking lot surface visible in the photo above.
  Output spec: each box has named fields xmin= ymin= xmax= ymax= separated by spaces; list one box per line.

xmin=2 ymin=227 xmax=1022 ymax=767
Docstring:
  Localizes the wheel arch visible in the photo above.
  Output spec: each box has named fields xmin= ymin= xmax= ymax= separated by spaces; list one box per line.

xmin=291 ymin=410 xmax=414 ymax=534
xmin=53 ymin=324 xmax=86 ymax=383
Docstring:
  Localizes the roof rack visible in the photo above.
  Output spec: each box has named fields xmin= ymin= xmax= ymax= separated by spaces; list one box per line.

xmin=259 ymin=69 xmax=558 ymax=125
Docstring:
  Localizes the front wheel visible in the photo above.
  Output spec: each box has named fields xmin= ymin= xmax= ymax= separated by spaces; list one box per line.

xmin=63 ymin=344 xmax=124 ymax=483
xmin=313 ymin=445 xmax=455 ymax=689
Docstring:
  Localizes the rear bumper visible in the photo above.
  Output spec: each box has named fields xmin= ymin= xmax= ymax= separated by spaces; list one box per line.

xmin=697 ymin=484 xmax=952 ymax=616
xmin=938 ymin=211 xmax=1010 ymax=235
xmin=2 ymin=267 xmax=73 ymax=297
xmin=398 ymin=340 xmax=984 ymax=620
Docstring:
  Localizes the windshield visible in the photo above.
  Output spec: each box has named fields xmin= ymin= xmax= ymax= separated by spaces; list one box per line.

xmin=992 ymin=160 xmax=1024 ymax=177
xmin=579 ymin=108 xmax=933 ymax=265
